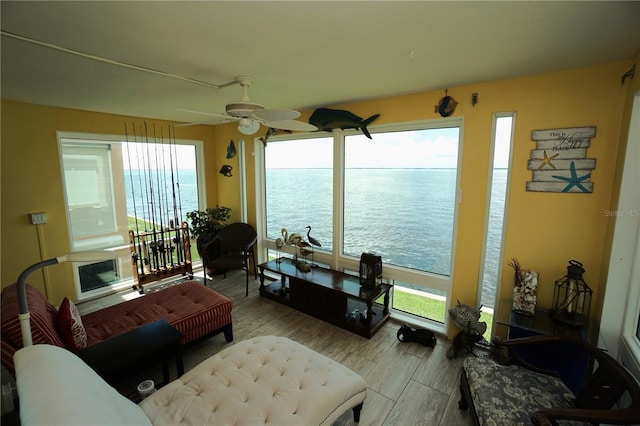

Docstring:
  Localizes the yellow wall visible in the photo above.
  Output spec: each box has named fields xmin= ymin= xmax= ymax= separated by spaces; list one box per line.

xmin=1 ymin=60 xmax=635 ymax=337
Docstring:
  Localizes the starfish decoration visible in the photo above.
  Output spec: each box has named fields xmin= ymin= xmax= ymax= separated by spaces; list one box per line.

xmin=552 ymin=161 xmax=591 ymax=192
xmin=535 ymin=150 xmax=559 ymax=170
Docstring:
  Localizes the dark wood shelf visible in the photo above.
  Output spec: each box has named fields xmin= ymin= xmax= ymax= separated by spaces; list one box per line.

xmin=259 ymin=260 xmax=391 ymax=338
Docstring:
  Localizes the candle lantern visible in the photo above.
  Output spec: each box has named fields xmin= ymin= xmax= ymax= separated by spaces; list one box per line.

xmin=359 ymin=252 xmax=382 ymax=289
xmin=551 ymin=260 xmax=592 ymax=326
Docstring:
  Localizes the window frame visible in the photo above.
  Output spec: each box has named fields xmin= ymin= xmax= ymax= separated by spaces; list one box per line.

xmin=57 ymin=130 xmax=207 ymax=300
xmin=255 ymin=117 xmax=464 ymax=332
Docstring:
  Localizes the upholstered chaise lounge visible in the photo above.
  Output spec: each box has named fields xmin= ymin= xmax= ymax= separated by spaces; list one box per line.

xmin=14 ymin=336 xmax=368 ymax=425
xmin=1 ymin=280 xmax=233 ymax=376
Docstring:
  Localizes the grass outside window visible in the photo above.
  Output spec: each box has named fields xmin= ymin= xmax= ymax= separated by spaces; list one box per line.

xmin=390 ymin=288 xmax=494 ymax=338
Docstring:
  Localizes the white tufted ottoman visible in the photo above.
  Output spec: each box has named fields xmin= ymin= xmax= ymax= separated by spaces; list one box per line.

xmin=140 ymin=336 xmax=367 ymax=425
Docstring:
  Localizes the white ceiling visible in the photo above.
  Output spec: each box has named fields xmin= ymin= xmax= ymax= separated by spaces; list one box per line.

xmin=2 ymin=1 xmax=639 ymax=125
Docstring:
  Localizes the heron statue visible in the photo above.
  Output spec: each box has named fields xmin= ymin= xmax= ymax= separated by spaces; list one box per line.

xmin=305 ymin=226 xmax=322 ymax=267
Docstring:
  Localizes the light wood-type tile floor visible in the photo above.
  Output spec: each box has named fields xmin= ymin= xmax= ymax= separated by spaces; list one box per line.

xmin=77 ymin=268 xmax=474 ymax=426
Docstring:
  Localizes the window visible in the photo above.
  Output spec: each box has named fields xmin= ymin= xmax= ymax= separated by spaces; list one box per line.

xmin=62 ymin=144 xmax=118 ymax=240
xmin=343 ymin=128 xmax=459 ymax=275
xmin=58 ymin=130 xmax=204 ymax=299
xmin=260 ymin=119 xmax=462 ymax=329
xmin=264 ymin=136 xmax=334 ymax=253
xmin=477 ymin=113 xmax=515 ymax=337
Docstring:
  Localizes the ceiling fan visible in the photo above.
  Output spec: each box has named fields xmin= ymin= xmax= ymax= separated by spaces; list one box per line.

xmin=177 ymin=76 xmax=317 ymax=135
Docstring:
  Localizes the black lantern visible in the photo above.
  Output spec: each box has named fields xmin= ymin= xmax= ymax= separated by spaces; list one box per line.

xmin=551 ymin=260 xmax=592 ymax=326
xmin=359 ymin=252 xmax=382 ymax=289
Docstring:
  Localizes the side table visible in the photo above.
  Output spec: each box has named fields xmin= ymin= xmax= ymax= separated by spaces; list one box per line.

xmin=495 ymin=300 xmax=599 ymax=393
xmin=78 ymin=319 xmax=183 ymax=394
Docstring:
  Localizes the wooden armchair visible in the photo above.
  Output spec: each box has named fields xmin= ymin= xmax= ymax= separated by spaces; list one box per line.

xmin=200 ymin=222 xmax=257 ymax=296
xmin=458 ymin=334 xmax=640 ymax=425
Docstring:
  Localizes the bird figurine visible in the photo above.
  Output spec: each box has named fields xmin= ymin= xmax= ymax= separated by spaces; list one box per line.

xmin=275 ymin=236 xmax=284 ymax=263
xmin=305 ymin=226 xmax=322 ymax=247
xmin=281 ymin=228 xmax=302 ymax=263
xmin=296 ymin=238 xmax=313 ymax=272
xmin=305 ymin=225 xmax=321 ymax=267
xmin=281 ymin=228 xmax=304 ymax=247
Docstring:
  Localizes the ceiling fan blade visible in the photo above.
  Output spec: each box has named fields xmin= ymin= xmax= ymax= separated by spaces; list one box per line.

xmin=174 ymin=121 xmax=221 ymax=127
xmin=266 ymin=119 xmax=318 ymax=132
xmin=254 ymin=108 xmax=300 ymax=122
xmin=176 ymin=108 xmax=236 ymax=121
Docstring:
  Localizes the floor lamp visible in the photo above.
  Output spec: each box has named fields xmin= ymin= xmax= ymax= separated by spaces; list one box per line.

xmin=17 ymin=250 xmax=117 ymax=347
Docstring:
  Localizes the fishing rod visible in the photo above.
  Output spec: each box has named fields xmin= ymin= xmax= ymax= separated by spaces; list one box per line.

xmin=161 ymin=127 xmax=176 ymax=267
xmin=153 ymin=123 xmax=167 ymax=271
xmin=170 ymin=126 xmax=185 ymax=265
xmin=124 ymin=123 xmax=145 ymax=280
xmin=144 ymin=121 xmax=159 ymax=272
xmin=132 ymin=124 xmax=151 ymax=273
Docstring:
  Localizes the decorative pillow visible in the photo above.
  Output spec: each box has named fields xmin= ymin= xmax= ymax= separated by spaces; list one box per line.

xmin=56 ymin=297 xmax=88 ymax=351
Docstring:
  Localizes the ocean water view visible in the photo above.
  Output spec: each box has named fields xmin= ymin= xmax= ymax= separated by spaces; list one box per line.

xmin=125 ymin=169 xmax=199 ymax=227
xmin=266 ymin=168 xmax=507 ymax=306
xmin=125 ymin=167 xmax=506 ymax=307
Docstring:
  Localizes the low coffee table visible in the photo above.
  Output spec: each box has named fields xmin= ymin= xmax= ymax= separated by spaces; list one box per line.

xmin=78 ymin=319 xmax=183 ymax=392
xmin=259 ymin=260 xmax=392 ymax=338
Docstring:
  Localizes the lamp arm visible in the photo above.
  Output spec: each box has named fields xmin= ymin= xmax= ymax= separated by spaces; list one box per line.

xmin=16 ymin=258 xmax=59 ymax=347
xmin=17 ymin=258 xmax=59 ymax=314
xmin=16 ymin=250 xmax=116 ymax=347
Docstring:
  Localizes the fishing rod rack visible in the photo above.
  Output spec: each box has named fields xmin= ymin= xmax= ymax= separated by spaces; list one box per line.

xmin=129 ymin=221 xmax=193 ymax=292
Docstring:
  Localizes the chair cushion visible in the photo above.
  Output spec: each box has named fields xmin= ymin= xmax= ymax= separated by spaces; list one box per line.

xmin=463 ymin=357 xmax=576 ymax=425
xmin=81 ymin=281 xmax=232 ymax=345
xmin=56 ymin=297 xmax=88 ymax=351
xmin=1 ymin=283 xmax=65 ymax=375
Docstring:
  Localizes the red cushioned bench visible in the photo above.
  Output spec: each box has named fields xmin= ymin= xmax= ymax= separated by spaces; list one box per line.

xmin=1 ymin=281 xmax=233 ymax=377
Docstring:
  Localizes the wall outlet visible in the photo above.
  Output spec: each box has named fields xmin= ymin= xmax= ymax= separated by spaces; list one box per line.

xmin=30 ymin=212 xmax=47 ymax=224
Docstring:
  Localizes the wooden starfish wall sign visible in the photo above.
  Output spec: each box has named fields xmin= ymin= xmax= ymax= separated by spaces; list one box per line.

xmin=526 ymin=127 xmax=596 ymax=193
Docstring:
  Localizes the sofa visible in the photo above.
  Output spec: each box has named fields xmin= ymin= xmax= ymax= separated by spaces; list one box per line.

xmin=14 ymin=336 xmax=368 ymax=425
xmin=1 ymin=280 xmax=233 ymax=376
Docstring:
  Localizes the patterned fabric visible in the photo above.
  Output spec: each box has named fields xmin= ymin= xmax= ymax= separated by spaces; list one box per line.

xmin=56 ymin=297 xmax=88 ymax=351
xmin=463 ymin=357 xmax=579 ymax=426
xmin=1 ymin=283 xmax=66 ymax=375
xmin=1 ymin=281 xmax=232 ymax=376
xmin=81 ymin=281 xmax=232 ymax=345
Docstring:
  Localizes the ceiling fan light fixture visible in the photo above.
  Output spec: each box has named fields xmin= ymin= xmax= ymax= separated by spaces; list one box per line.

xmin=226 ymin=101 xmax=264 ymax=117
xmin=238 ymin=118 xmax=260 ymax=135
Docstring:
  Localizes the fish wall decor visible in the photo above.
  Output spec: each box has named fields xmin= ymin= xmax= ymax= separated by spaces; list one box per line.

xmin=226 ymin=140 xmax=236 ymax=159
xmin=309 ymin=108 xmax=380 ymax=139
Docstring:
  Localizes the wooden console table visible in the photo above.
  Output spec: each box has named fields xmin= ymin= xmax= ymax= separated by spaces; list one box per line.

xmin=259 ymin=260 xmax=392 ymax=338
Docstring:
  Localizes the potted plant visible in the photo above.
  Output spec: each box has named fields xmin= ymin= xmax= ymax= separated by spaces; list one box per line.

xmin=186 ymin=205 xmax=231 ymax=257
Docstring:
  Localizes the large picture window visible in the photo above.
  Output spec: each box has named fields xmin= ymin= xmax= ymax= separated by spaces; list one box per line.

xmin=264 ymin=137 xmax=333 ymax=250
xmin=58 ymin=131 xmax=203 ymax=299
xmin=260 ymin=119 xmax=462 ymax=329
xmin=343 ymin=128 xmax=459 ymax=275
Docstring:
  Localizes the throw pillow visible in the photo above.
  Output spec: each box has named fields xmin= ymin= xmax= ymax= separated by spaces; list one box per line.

xmin=56 ymin=297 xmax=88 ymax=351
